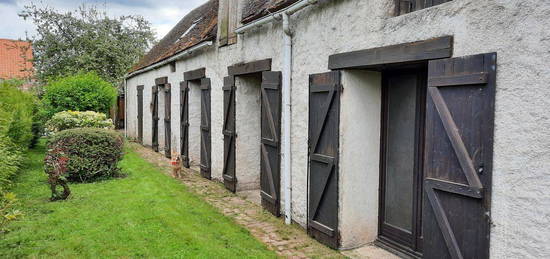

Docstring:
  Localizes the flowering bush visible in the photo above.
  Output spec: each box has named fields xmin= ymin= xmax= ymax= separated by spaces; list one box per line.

xmin=45 ymin=111 xmax=113 ymax=134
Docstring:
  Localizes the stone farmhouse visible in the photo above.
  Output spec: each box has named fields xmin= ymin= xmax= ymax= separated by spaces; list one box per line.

xmin=123 ymin=0 xmax=550 ymax=258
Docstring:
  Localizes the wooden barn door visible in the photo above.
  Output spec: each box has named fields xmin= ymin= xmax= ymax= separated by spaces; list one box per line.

xmin=164 ymin=84 xmax=172 ymax=158
xmin=423 ymin=53 xmax=496 ymax=259
xmin=260 ymin=71 xmax=282 ymax=217
xmin=151 ymin=85 xmax=159 ymax=152
xmin=308 ymin=71 xmax=341 ymax=249
xmin=137 ymin=85 xmax=144 ymax=143
xmin=180 ymin=81 xmax=190 ymax=168
xmin=200 ymin=78 xmax=212 ymax=179
xmin=222 ymin=76 xmax=237 ymax=192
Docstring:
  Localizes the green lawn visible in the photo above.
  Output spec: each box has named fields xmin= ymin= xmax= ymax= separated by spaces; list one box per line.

xmin=0 ymin=140 xmax=276 ymax=258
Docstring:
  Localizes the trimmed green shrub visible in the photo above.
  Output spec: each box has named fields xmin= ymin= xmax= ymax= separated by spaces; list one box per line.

xmin=42 ymin=73 xmax=117 ymax=118
xmin=0 ymin=136 xmax=23 ymax=191
xmin=45 ymin=111 xmax=114 ymax=134
xmin=0 ymin=79 xmax=37 ymax=148
xmin=45 ymin=128 xmax=124 ymax=182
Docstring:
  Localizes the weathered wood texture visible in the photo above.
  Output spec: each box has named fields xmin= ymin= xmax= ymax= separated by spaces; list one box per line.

xmin=200 ymin=78 xmax=212 ymax=179
xmin=328 ymin=36 xmax=453 ymax=70
xmin=137 ymin=85 xmax=144 ymax=143
xmin=423 ymin=52 xmax=496 ymax=259
xmin=260 ymin=71 xmax=282 ymax=217
xmin=222 ymin=76 xmax=237 ymax=192
xmin=228 ymin=59 xmax=272 ymax=76
xmin=308 ymin=71 xmax=341 ymax=249
xmin=184 ymin=67 xmax=206 ymax=81
xmin=180 ymin=81 xmax=190 ymax=168
xmin=151 ymin=85 xmax=159 ymax=152
xmin=164 ymin=84 xmax=172 ymax=158
xmin=155 ymin=76 xmax=168 ymax=85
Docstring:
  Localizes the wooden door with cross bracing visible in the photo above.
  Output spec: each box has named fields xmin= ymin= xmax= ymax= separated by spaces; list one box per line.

xmin=180 ymin=81 xmax=190 ymax=168
xmin=222 ymin=76 xmax=237 ymax=192
xmin=423 ymin=52 xmax=496 ymax=259
xmin=260 ymin=71 xmax=282 ymax=217
xmin=164 ymin=84 xmax=172 ymax=158
xmin=308 ymin=71 xmax=341 ymax=249
xmin=151 ymin=85 xmax=159 ymax=152
xmin=200 ymin=78 xmax=212 ymax=179
xmin=137 ymin=85 xmax=144 ymax=143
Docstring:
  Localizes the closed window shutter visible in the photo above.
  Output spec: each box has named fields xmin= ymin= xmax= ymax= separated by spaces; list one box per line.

xmin=218 ymin=0 xmax=229 ymax=46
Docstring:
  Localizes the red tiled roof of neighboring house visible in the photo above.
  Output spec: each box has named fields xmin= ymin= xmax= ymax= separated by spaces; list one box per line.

xmin=129 ymin=0 xmax=219 ymax=73
xmin=0 ymin=39 xmax=33 ymax=80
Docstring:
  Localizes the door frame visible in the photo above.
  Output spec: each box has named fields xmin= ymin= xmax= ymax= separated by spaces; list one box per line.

xmin=223 ymin=59 xmax=282 ymax=217
xmin=181 ymin=68 xmax=211 ymax=177
xmin=378 ymin=66 xmax=427 ymax=257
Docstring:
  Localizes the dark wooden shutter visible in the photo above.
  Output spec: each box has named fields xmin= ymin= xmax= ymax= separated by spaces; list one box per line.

xmin=200 ymin=78 xmax=212 ymax=179
xmin=423 ymin=53 xmax=496 ymax=259
xmin=222 ymin=76 xmax=237 ymax=192
xmin=396 ymin=0 xmax=453 ymax=15
xmin=151 ymin=85 xmax=159 ymax=152
xmin=180 ymin=81 xmax=190 ymax=168
xmin=164 ymin=84 xmax=172 ymax=158
xmin=260 ymin=71 xmax=282 ymax=217
xmin=308 ymin=71 xmax=341 ymax=249
xmin=137 ymin=85 xmax=144 ymax=143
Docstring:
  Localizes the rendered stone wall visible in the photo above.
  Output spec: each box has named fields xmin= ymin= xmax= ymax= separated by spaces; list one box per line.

xmin=125 ymin=0 xmax=550 ymax=256
xmin=339 ymin=70 xmax=382 ymax=249
xmin=188 ymin=80 xmax=202 ymax=166
xmin=235 ymin=74 xmax=262 ymax=191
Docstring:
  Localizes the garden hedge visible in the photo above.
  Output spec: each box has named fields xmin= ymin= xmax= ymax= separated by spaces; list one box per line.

xmin=0 ymin=80 xmax=37 ymax=191
xmin=42 ymin=72 xmax=117 ymax=118
xmin=45 ymin=128 xmax=124 ymax=182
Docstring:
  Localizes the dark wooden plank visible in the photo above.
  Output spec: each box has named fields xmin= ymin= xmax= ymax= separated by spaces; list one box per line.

xmin=155 ymin=76 xmax=168 ymax=85
xmin=308 ymin=71 xmax=341 ymax=249
xmin=328 ymin=36 xmax=453 ymax=70
xmin=180 ymin=81 xmax=190 ymax=168
xmin=137 ymin=85 xmax=144 ymax=144
xmin=260 ymin=71 xmax=282 ymax=217
xmin=228 ymin=58 xmax=272 ymax=76
xmin=423 ymin=52 xmax=496 ymax=259
xmin=200 ymin=78 xmax=212 ymax=179
xmin=222 ymin=76 xmax=237 ymax=192
xmin=164 ymin=84 xmax=171 ymax=158
xmin=428 ymin=72 xmax=488 ymax=87
xmin=184 ymin=67 xmax=206 ymax=81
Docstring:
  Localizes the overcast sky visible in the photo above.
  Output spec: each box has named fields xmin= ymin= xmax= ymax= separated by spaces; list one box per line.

xmin=0 ymin=0 xmax=208 ymax=40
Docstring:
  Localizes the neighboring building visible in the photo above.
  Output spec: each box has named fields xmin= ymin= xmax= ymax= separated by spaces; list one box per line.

xmin=124 ymin=1 xmax=550 ymax=258
xmin=0 ymin=38 xmax=33 ymax=81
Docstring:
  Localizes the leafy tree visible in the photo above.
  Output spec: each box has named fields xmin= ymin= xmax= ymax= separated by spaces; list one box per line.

xmin=20 ymin=3 xmax=156 ymax=85
xmin=42 ymin=72 xmax=117 ymax=118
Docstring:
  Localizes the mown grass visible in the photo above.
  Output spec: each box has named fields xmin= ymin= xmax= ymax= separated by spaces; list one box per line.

xmin=0 ymin=140 xmax=276 ymax=258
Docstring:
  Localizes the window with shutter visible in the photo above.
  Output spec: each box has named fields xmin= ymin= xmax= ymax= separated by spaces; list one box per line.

xmin=395 ymin=0 xmax=453 ymax=15
xmin=218 ymin=0 xmax=239 ymax=47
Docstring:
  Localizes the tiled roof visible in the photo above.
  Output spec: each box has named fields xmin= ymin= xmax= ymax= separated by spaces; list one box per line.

xmin=129 ymin=0 xmax=218 ymax=73
xmin=241 ymin=0 xmax=299 ymax=24
xmin=0 ymin=39 xmax=33 ymax=80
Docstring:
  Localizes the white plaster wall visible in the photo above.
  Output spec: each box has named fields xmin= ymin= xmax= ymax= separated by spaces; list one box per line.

xmin=235 ymin=74 xmax=262 ymax=191
xmin=188 ymin=80 xmax=202 ymax=166
xmin=124 ymin=0 xmax=550 ymax=256
xmin=339 ymin=71 xmax=382 ymax=249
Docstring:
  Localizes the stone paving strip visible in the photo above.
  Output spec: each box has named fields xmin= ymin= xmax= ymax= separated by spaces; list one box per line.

xmin=130 ymin=142 xmax=345 ymax=258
